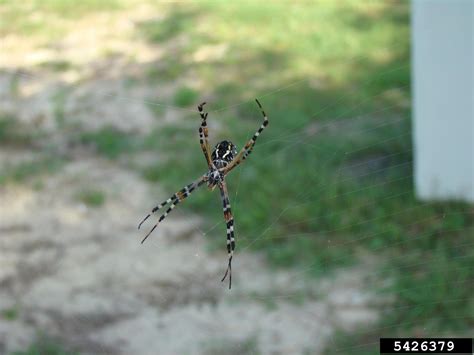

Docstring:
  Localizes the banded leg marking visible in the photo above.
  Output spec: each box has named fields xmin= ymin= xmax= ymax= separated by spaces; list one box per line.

xmin=222 ymin=98 xmax=269 ymax=174
xmin=219 ymin=181 xmax=235 ymax=289
xmin=198 ymin=102 xmax=212 ymax=167
xmin=139 ymin=176 xmax=207 ymax=244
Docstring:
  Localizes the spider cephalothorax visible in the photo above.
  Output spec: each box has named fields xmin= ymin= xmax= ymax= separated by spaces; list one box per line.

xmin=139 ymin=99 xmax=268 ymax=289
xmin=206 ymin=168 xmax=223 ymax=189
xmin=211 ymin=140 xmax=237 ymax=169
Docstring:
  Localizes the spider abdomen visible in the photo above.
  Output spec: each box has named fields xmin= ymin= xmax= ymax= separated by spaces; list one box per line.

xmin=211 ymin=140 xmax=237 ymax=169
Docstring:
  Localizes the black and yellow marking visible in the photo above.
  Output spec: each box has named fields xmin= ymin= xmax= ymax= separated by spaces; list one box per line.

xmin=211 ymin=140 xmax=237 ymax=169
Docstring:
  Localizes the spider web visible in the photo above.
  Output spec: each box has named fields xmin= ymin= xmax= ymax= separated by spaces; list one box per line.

xmin=116 ymin=63 xmax=472 ymax=353
xmin=3 ymin=64 xmax=472 ymax=352
xmin=111 ymin=73 xmax=472 ymax=353
xmin=0 ymin=3 xmax=473 ymax=355
xmin=146 ymin=78 xmax=471 ymax=354
xmin=3 ymin=59 xmax=473 ymax=355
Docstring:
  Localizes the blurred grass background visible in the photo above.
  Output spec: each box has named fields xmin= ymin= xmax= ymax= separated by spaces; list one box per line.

xmin=1 ymin=1 xmax=473 ymax=354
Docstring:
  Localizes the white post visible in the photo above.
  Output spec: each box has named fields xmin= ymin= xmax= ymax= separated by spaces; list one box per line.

xmin=412 ymin=0 xmax=473 ymax=202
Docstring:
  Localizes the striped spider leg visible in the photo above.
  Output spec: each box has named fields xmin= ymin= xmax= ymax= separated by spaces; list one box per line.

xmin=138 ymin=175 xmax=207 ymax=244
xmin=218 ymin=180 xmax=235 ymax=289
xmin=217 ymin=99 xmax=269 ymax=288
xmin=139 ymin=102 xmax=211 ymax=242
xmin=198 ymin=102 xmax=213 ymax=168
xmin=221 ymin=99 xmax=269 ymax=175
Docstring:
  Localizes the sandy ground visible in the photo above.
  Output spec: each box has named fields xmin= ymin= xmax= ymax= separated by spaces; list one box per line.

xmin=0 ymin=156 xmax=383 ymax=354
xmin=0 ymin=4 xmax=384 ymax=354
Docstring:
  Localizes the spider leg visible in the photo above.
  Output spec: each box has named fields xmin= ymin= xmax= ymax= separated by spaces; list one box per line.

xmin=138 ymin=195 xmax=177 ymax=230
xmin=198 ymin=102 xmax=213 ymax=168
xmin=219 ymin=181 xmax=235 ymax=289
xmin=139 ymin=175 xmax=207 ymax=244
xmin=221 ymin=98 xmax=268 ymax=174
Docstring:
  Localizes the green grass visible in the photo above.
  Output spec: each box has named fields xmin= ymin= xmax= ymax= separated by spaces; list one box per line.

xmin=79 ymin=126 xmax=135 ymax=159
xmin=2 ymin=307 xmax=19 ymax=321
xmin=203 ymin=336 xmax=259 ymax=355
xmin=11 ymin=337 xmax=77 ymax=355
xmin=52 ymin=89 xmax=69 ymax=128
xmin=173 ymin=86 xmax=199 ymax=107
xmin=138 ymin=7 xmax=198 ymax=43
xmin=0 ymin=114 xmax=36 ymax=147
xmin=28 ymin=0 xmax=122 ymax=16
xmin=0 ymin=0 xmax=123 ymax=38
xmin=37 ymin=60 xmax=73 ymax=72
xmin=76 ymin=189 xmax=106 ymax=207
xmin=0 ymin=114 xmax=63 ymax=186
xmin=139 ymin=1 xmax=410 ymax=104
xmin=0 ymin=156 xmax=64 ymax=185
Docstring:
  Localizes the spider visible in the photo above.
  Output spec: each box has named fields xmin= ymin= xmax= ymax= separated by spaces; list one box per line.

xmin=138 ymin=99 xmax=269 ymax=289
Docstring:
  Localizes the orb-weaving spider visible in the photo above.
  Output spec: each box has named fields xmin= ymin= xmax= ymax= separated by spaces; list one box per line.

xmin=138 ymin=99 xmax=269 ymax=289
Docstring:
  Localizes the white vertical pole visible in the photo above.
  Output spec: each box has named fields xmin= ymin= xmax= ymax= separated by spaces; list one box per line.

xmin=412 ymin=0 xmax=474 ymax=202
